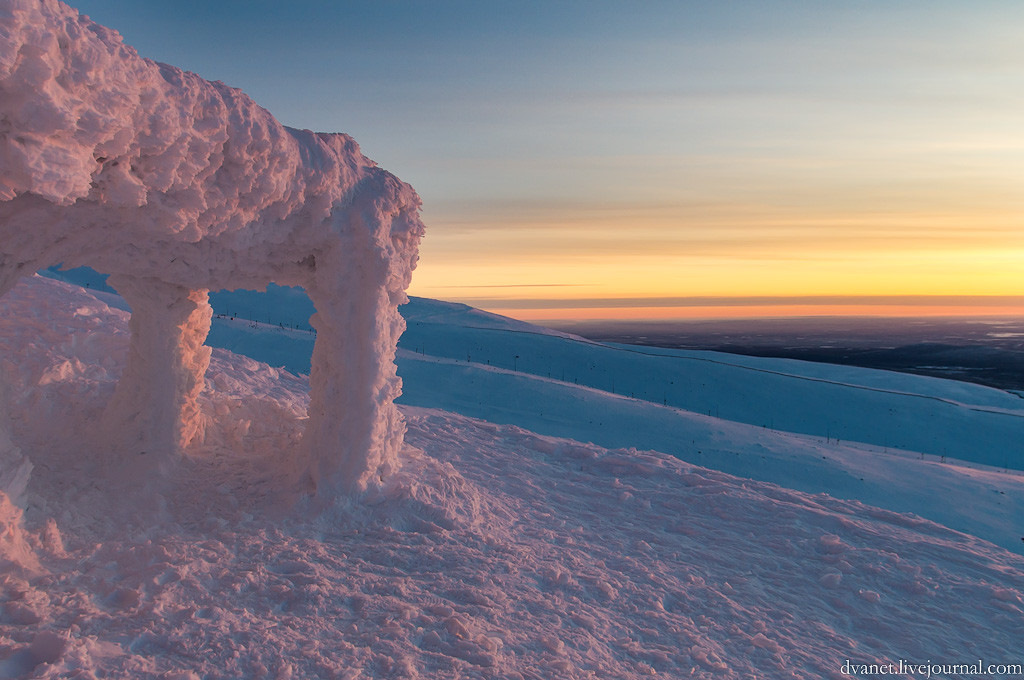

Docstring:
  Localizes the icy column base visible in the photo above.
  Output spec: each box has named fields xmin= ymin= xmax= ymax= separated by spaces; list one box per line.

xmin=303 ymin=242 xmax=406 ymax=496
xmin=0 ymin=427 xmax=31 ymax=508
xmin=101 ymin=277 xmax=212 ymax=462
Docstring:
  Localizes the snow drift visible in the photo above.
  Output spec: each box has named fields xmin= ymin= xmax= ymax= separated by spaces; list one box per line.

xmin=1 ymin=275 xmax=1022 ymax=678
xmin=0 ymin=0 xmax=425 ymax=496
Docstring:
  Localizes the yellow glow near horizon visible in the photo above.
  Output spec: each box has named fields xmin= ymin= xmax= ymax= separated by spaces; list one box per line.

xmin=408 ymin=203 xmax=1024 ymax=315
xmin=412 ymin=250 xmax=1024 ymax=297
xmin=495 ymin=302 xmax=1024 ymax=323
xmin=395 ymin=4 xmax=1024 ymax=323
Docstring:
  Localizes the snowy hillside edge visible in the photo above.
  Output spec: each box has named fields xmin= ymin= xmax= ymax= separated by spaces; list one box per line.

xmin=1 ymin=272 xmax=1023 ymax=678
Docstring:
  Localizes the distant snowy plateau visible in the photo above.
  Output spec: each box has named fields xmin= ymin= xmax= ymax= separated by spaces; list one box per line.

xmin=0 ymin=274 xmax=1021 ymax=678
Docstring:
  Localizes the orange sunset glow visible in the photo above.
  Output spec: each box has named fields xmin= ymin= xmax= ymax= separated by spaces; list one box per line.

xmin=72 ymin=0 xmax=1024 ymax=322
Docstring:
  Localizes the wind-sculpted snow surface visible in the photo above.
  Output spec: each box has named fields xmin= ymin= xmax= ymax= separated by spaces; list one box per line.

xmin=0 ymin=0 xmax=424 ymax=495
xmin=1 ymin=276 xmax=1022 ymax=678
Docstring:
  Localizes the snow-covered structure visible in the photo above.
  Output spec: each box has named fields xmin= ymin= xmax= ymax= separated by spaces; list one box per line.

xmin=0 ymin=0 xmax=424 ymax=495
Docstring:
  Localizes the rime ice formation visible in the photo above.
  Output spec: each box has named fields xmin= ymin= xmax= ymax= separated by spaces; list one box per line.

xmin=0 ymin=0 xmax=424 ymax=495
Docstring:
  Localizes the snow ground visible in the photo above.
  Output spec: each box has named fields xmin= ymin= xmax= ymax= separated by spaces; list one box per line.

xmin=52 ymin=270 xmax=1019 ymax=555
xmin=1 ymin=275 xmax=1022 ymax=678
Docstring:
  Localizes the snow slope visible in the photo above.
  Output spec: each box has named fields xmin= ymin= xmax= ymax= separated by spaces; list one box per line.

xmin=396 ymin=306 xmax=1024 ymax=465
xmin=1 ymin=275 xmax=1022 ymax=678
xmin=157 ymin=275 xmax=1024 ymax=476
xmin=45 ymin=270 xmax=1020 ymax=554
xmin=54 ymin=267 xmax=1021 ymax=473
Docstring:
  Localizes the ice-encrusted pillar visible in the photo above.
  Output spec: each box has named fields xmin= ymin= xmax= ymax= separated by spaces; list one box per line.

xmin=301 ymin=181 xmax=413 ymax=496
xmin=303 ymin=251 xmax=406 ymax=496
xmin=102 ymin=276 xmax=212 ymax=463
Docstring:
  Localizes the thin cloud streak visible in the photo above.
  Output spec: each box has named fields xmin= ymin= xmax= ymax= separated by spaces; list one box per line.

xmin=464 ymin=295 xmax=1024 ymax=310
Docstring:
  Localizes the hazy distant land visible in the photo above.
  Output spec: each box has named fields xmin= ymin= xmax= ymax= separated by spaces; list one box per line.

xmin=550 ymin=316 xmax=1024 ymax=393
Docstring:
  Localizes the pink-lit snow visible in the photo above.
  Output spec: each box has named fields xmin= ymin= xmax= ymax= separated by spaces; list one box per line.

xmin=1 ymin=274 xmax=1022 ymax=678
xmin=1 ymin=0 xmax=1022 ymax=675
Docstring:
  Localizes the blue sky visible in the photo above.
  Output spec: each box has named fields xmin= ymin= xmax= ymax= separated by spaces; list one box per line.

xmin=70 ymin=1 xmax=1024 ymax=319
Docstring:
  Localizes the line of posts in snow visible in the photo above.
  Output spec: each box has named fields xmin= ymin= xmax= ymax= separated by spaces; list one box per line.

xmin=213 ymin=312 xmax=317 ymax=334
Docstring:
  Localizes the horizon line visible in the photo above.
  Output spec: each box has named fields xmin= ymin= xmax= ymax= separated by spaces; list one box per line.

xmin=436 ymin=294 xmax=1024 ymax=310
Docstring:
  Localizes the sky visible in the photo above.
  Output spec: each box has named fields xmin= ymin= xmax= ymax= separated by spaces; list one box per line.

xmin=69 ymin=1 xmax=1024 ymax=320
